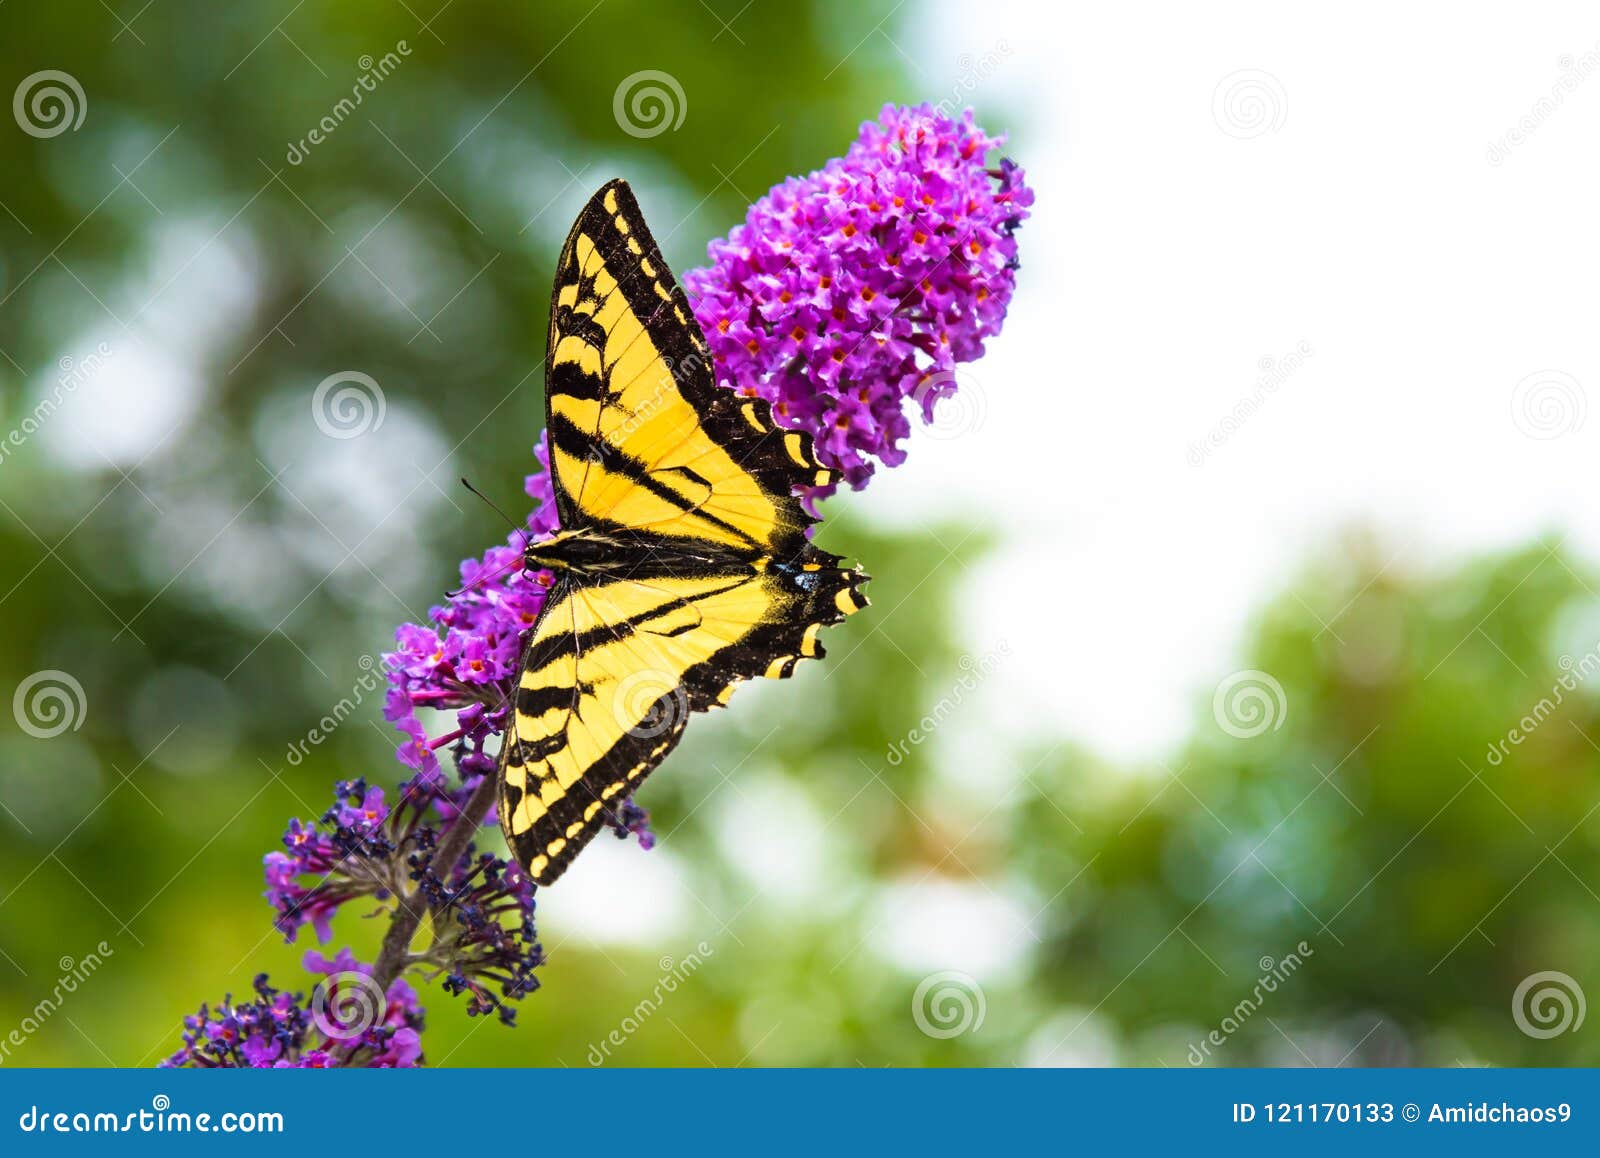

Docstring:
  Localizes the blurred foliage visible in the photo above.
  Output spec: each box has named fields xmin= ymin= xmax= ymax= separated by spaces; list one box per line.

xmin=1015 ymin=534 xmax=1600 ymax=1066
xmin=2 ymin=2 xmax=1596 ymax=1070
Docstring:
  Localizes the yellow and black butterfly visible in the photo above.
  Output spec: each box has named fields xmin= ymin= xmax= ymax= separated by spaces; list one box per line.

xmin=498 ymin=180 xmax=869 ymax=886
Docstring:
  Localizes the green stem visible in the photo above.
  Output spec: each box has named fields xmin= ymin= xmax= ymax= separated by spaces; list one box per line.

xmin=368 ymin=772 xmax=500 ymax=995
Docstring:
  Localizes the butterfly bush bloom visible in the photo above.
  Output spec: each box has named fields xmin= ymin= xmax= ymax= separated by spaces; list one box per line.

xmin=161 ymin=963 xmax=424 ymax=1068
xmin=170 ymin=104 xmax=1027 ymax=1068
xmin=684 ymin=102 xmax=1033 ymax=491
xmin=263 ymin=776 xmax=544 ymax=1024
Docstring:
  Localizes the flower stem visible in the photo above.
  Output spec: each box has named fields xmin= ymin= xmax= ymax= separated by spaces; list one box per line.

xmin=369 ymin=773 xmax=499 ymax=994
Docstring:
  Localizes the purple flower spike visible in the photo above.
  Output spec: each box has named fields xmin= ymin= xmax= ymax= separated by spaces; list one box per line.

xmin=159 ymin=969 xmax=424 ymax=1069
xmin=684 ymin=103 xmax=1033 ymax=492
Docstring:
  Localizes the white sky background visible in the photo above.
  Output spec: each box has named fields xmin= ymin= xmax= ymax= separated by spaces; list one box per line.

xmin=868 ymin=1 xmax=1600 ymax=764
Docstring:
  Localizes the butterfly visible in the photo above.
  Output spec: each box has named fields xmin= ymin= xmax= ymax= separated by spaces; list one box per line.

xmin=498 ymin=179 xmax=869 ymax=886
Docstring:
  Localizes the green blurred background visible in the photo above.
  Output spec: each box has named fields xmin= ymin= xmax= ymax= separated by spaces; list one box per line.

xmin=1 ymin=1 xmax=1597 ymax=1068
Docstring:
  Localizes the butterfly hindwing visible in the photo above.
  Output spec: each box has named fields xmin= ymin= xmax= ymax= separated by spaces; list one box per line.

xmin=499 ymin=550 xmax=868 ymax=883
xmin=499 ymin=180 xmax=869 ymax=886
xmin=499 ymin=576 xmax=692 ymax=884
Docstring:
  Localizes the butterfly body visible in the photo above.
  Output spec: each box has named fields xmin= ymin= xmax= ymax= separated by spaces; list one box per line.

xmin=499 ymin=180 xmax=868 ymax=886
xmin=527 ymin=527 xmax=752 ymax=578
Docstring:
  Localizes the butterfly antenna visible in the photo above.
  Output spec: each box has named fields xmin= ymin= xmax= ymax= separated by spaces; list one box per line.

xmin=460 ymin=477 xmax=529 ymax=552
xmin=445 ymin=553 xmax=529 ymax=599
xmin=445 ymin=478 xmax=533 ymax=599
